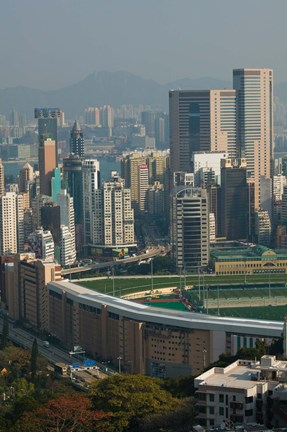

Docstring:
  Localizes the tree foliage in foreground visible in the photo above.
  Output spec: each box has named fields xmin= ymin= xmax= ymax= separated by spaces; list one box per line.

xmin=90 ymin=374 xmax=178 ymax=431
xmin=13 ymin=395 xmax=113 ymax=432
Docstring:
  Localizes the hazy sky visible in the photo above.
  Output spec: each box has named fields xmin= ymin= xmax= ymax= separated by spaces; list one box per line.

xmin=1 ymin=0 xmax=287 ymax=89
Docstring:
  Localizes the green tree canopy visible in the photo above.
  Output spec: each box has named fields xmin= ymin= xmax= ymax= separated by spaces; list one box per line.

xmin=90 ymin=374 xmax=178 ymax=432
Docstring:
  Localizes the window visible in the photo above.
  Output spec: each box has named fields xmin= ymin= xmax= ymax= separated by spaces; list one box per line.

xmin=219 ymin=407 xmax=224 ymax=416
xmin=219 ymin=394 xmax=224 ymax=403
xmin=209 ymin=394 xmax=214 ymax=402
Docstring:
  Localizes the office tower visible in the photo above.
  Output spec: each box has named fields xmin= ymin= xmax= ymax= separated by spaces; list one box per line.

xmin=0 ymin=159 xmax=4 ymax=197
xmin=93 ymin=174 xmax=136 ymax=250
xmin=56 ymin=190 xmax=76 ymax=265
xmin=233 ymin=68 xmax=274 ymax=208
xmin=70 ymin=120 xmax=84 ymax=157
xmin=82 ymin=159 xmax=100 ymax=247
xmin=169 ymin=89 xmax=237 ymax=175
xmin=63 ymin=154 xmax=84 ymax=251
xmin=27 ymin=228 xmax=54 ymax=260
xmin=219 ymin=158 xmax=250 ymax=240
xmin=38 ymin=138 xmax=57 ymax=196
xmin=34 ymin=108 xmax=60 ymax=163
xmin=171 ymin=187 xmax=209 ymax=272
xmin=255 ymin=209 xmax=271 ymax=246
xmin=138 ymin=164 xmax=149 ymax=212
xmin=147 ymin=182 xmax=165 ymax=216
xmin=19 ymin=162 xmax=34 ymax=193
xmin=12 ymin=253 xmax=61 ymax=329
xmin=0 ymin=192 xmax=24 ymax=254
xmin=192 ymin=151 xmax=227 ymax=187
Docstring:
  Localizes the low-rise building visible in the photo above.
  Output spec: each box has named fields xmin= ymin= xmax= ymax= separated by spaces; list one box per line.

xmin=195 ymin=355 xmax=287 ymax=429
xmin=210 ymin=245 xmax=287 ymax=275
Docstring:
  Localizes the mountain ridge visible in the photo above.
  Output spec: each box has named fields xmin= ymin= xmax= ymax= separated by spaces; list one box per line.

xmin=0 ymin=70 xmax=285 ymax=118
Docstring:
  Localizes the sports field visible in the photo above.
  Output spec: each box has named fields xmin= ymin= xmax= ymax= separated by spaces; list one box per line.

xmin=187 ymin=285 xmax=287 ymax=301
xmin=208 ymin=305 xmax=287 ymax=321
xmin=77 ymin=274 xmax=287 ymax=298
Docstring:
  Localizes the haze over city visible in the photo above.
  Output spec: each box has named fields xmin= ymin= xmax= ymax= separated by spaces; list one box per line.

xmin=2 ymin=1 xmax=287 ymax=430
xmin=1 ymin=0 xmax=287 ymax=89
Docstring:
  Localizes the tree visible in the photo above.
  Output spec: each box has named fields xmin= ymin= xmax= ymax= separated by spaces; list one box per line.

xmin=13 ymin=395 xmax=112 ymax=432
xmin=90 ymin=374 xmax=178 ymax=432
xmin=139 ymin=397 xmax=195 ymax=432
xmin=1 ymin=314 xmax=9 ymax=349
xmin=30 ymin=339 xmax=38 ymax=382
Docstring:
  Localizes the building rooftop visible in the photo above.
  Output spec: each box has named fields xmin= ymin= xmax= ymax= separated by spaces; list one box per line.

xmin=211 ymin=245 xmax=287 ymax=261
xmin=195 ymin=356 xmax=287 ymax=391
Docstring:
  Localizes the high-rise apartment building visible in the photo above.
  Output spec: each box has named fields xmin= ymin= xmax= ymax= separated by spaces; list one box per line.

xmin=56 ymin=190 xmax=76 ymax=265
xmin=38 ymin=138 xmax=57 ymax=196
xmin=93 ymin=174 xmax=136 ymax=250
xmin=35 ymin=108 xmax=60 ymax=163
xmin=0 ymin=159 xmax=4 ymax=197
xmin=169 ymin=89 xmax=237 ymax=175
xmin=70 ymin=120 xmax=84 ymax=157
xmin=82 ymin=159 xmax=100 ymax=247
xmin=27 ymin=228 xmax=55 ymax=260
xmin=84 ymin=107 xmax=101 ymax=126
xmin=121 ymin=151 xmax=169 ymax=211
xmin=233 ymin=68 xmax=274 ymax=208
xmin=171 ymin=187 xmax=209 ymax=272
xmin=0 ymin=192 xmax=24 ymax=255
xmin=12 ymin=253 xmax=61 ymax=330
xmin=138 ymin=164 xmax=149 ymax=212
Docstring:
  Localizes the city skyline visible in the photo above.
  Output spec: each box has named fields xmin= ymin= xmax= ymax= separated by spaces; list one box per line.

xmin=0 ymin=0 xmax=287 ymax=90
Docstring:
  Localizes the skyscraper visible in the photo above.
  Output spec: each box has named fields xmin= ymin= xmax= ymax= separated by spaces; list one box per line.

xmin=82 ymin=159 xmax=100 ymax=247
xmin=93 ymin=173 xmax=136 ymax=251
xmin=0 ymin=159 xmax=4 ymax=197
xmin=63 ymin=155 xmax=83 ymax=225
xmin=138 ymin=164 xmax=149 ymax=212
xmin=0 ymin=192 xmax=23 ymax=255
xmin=219 ymin=158 xmax=250 ymax=240
xmin=34 ymin=108 xmax=61 ymax=163
xmin=171 ymin=187 xmax=209 ymax=272
xmin=169 ymin=90 xmax=237 ymax=175
xmin=70 ymin=120 xmax=84 ymax=157
xmin=38 ymin=138 xmax=56 ymax=196
xmin=233 ymin=68 xmax=274 ymax=208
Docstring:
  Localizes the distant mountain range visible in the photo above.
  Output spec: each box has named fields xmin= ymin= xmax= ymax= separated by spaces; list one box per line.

xmin=0 ymin=71 xmax=286 ymax=119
